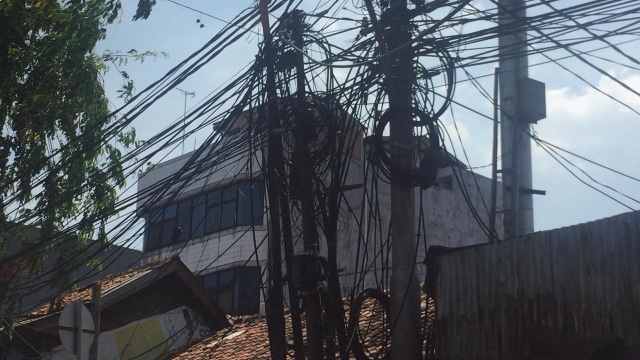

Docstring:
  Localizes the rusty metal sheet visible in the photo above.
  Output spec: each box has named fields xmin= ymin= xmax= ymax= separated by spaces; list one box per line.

xmin=429 ymin=211 xmax=640 ymax=360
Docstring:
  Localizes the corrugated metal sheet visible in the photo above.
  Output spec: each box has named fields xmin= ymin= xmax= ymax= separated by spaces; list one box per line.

xmin=428 ymin=211 xmax=640 ymax=359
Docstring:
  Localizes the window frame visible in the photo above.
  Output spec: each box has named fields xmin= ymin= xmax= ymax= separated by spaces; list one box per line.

xmin=144 ymin=180 xmax=264 ymax=252
xmin=201 ymin=266 xmax=261 ymax=315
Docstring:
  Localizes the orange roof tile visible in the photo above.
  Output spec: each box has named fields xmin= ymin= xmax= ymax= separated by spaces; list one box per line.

xmin=174 ymin=315 xmax=276 ymax=360
xmin=17 ymin=256 xmax=229 ymax=340
xmin=172 ymin=292 xmax=435 ymax=359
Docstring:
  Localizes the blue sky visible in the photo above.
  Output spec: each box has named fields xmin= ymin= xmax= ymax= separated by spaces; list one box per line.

xmin=96 ymin=0 xmax=640 ymax=244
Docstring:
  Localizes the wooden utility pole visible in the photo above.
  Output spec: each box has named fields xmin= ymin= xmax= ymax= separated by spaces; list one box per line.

xmin=498 ymin=0 xmax=535 ymax=238
xmin=291 ymin=11 xmax=324 ymax=360
xmin=386 ymin=0 xmax=422 ymax=358
xmin=259 ymin=1 xmax=287 ymax=358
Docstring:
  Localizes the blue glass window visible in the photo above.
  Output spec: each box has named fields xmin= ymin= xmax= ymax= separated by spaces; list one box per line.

xmin=201 ymin=267 xmax=261 ymax=315
xmin=144 ymin=180 xmax=264 ymax=251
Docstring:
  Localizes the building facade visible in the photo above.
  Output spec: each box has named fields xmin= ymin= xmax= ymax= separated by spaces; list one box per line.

xmin=137 ymin=105 xmax=501 ymax=315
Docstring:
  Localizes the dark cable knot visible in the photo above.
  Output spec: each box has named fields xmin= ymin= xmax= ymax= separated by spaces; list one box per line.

xmin=371 ymin=106 xmax=440 ymax=188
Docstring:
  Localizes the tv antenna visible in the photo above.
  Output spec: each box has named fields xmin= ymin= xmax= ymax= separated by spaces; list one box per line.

xmin=175 ymin=87 xmax=195 ymax=154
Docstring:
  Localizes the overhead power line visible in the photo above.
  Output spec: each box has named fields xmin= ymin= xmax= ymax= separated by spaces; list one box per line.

xmin=6 ymin=2 xmax=640 ymax=346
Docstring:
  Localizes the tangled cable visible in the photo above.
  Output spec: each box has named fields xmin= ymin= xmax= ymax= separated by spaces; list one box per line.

xmin=370 ymin=106 xmax=440 ymax=188
xmin=347 ymin=288 xmax=391 ymax=360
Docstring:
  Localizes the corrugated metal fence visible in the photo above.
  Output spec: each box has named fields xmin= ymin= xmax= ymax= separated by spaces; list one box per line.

xmin=427 ymin=211 xmax=640 ymax=359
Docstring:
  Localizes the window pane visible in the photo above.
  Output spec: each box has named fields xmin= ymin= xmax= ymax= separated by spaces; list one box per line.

xmin=164 ymin=204 xmax=177 ymax=219
xmin=238 ymin=181 xmax=264 ymax=226
xmin=202 ymin=270 xmax=236 ymax=315
xmin=177 ymin=199 xmax=192 ymax=243
xmin=200 ymin=267 xmax=260 ymax=315
xmin=191 ymin=195 xmax=206 ymax=238
xmin=217 ymin=290 xmax=234 ymax=314
xmin=147 ymin=222 xmax=162 ymax=250
xmin=206 ymin=190 xmax=222 ymax=234
xmin=161 ymin=218 xmax=176 ymax=246
xmin=222 ymin=186 xmax=236 ymax=202
xmin=208 ymin=190 xmax=221 ymax=206
xmin=220 ymin=191 xmax=237 ymax=230
xmin=236 ymin=267 xmax=261 ymax=315
xmin=206 ymin=202 xmax=221 ymax=234
xmin=217 ymin=269 xmax=235 ymax=287
xmin=251 ymin=182 xmax=264 ymax=225
xmin=237 ymin=182 xmax=252 ymax=226
xmin=201 ymin=273 xmax=218 ymax=289
xmin=150 ymin=209 xmax=163 ymax=223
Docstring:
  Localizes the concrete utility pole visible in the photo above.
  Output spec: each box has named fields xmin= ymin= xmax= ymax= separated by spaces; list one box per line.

xmin=498 ymin=0 xmax=534 ymax=238
xmin=387 ymin=0 xmax=422 ymax=358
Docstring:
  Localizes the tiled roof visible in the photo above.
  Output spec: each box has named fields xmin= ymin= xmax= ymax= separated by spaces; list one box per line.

xmin=20 ymin=255 xmax=433 ymax=360
xmin=174 ymin=315 xmax=277 ymax=360
xmin=26 ymin=258 xmax=168 ymax=318
xmin=173 ymin=293 xmax=435 ymax=359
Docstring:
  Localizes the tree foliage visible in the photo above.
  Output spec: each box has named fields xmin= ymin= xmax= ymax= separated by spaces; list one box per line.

xmin=0 ymin=0 xmax=148 ymax=322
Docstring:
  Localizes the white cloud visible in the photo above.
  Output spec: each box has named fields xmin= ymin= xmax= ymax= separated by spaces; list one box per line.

xmin=532 ymin=71 xmax=640 ymax=230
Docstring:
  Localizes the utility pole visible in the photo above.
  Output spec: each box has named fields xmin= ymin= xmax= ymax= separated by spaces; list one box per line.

xmin=291 ymin=11 xmax=324 ymax=360
xmin=259 ymin=1 xmax=287 ymax=358
xmin=498 ymin=0 xmax=534 ymax=238
xmin=386 ymin=0 xmax=422 ymax=358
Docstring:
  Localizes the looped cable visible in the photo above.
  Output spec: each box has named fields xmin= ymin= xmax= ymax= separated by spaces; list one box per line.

xmin=347 ymin=288 xmax=391 ymax=360
xmin=371 ymin=106 xmax=440 ymax=188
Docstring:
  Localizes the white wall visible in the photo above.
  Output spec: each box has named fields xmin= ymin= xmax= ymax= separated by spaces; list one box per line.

xmin=334 ymin=161 xmax=502 ymax=294
xmin=141 ymin=226 xmax=268 ymax=275
xmin=137 ymin=140 xmax=263 ymax=213
xmin=137 ymin=132 xmax=501 ymax=312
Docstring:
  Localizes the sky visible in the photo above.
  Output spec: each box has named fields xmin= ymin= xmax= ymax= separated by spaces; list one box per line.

xmin=95 ymin=0 xmax=640 ymax=245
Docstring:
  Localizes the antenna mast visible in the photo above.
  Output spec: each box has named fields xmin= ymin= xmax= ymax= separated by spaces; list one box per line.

xmin=175 ymin=87 xmax=195 ymax=155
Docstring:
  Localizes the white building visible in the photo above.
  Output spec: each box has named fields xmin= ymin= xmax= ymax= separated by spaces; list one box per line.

xmin=137 ymin=102 xmax=501 ymax=315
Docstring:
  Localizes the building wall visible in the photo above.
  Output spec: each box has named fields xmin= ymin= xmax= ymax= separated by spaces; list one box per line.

xmin=335 ymin=159 xmax=500 ymax=295
xmin=138 ymin=137 xmax=266 ymax=275
xmin=138 ymin=141 xmax=269 ymax=314
xmin=137 ymin=143 xmax=262 ymax=212
xmin=138 ymin=133 xmax=501 ymax=314
xmin=142 ymin=226 xmax=268 ymax=275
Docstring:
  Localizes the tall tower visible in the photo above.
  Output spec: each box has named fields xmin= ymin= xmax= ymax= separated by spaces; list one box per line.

xmin=499 ymin=0 xmax=545 ymax=238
